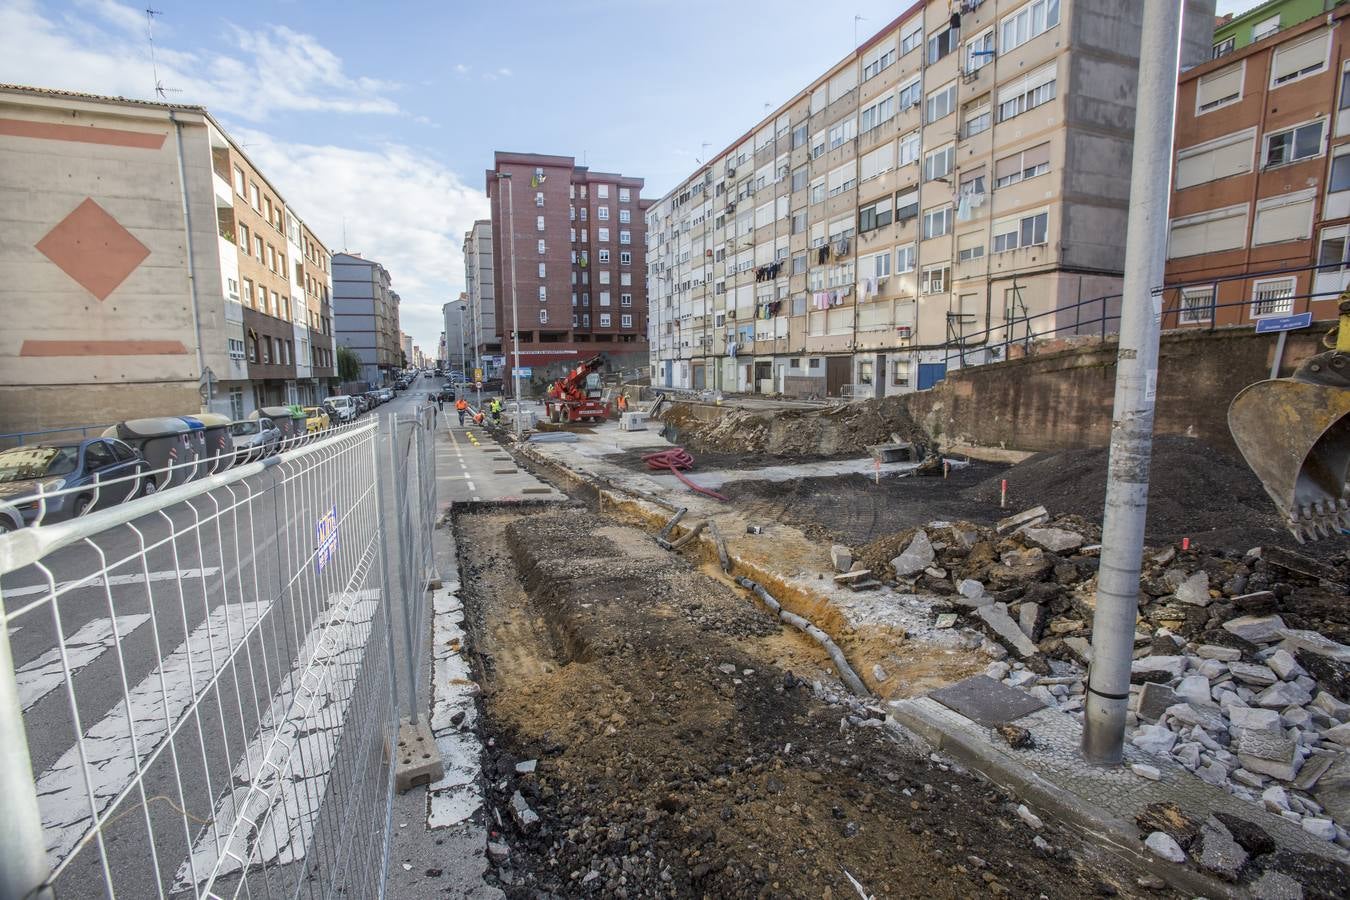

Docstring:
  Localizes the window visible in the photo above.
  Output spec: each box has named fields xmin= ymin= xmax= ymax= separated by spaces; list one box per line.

xmin=621 ymin=293 xmax=632 ymax=306
xmin=966 ymin=29 xmax=995 ymax=73
xmin=237 ymin=223 xmax=249 ymax=250
xmin=901 ymin=19 xmax=922 ymax=55
xmin=539 ymin=262 xmax=547 ymax=277
xmin=896 ymin=244 xmax=916 ymax=273
xmin=1002 ymin=0 xmax=1061 ymax=53
xmin=1264 ymin=120 xmax=1324 ymax=167
xmin=861 ymin=95 xmax=895 ymax=133
xmin=539 ymin=309 xmax=549 ymax=324
xmin=958 ymin=233 xmax=985 ymax=262
xmin=998 ymin=64 xmax=1057 ymax=121
xmin=1250 ymin=276 xmax=1295 ymax=318
xmin=994 ymin=143 xmax=1051 ymax=187
xmin=792 ymin=252 xmax=807 ymax=274
xmin=1251 ymin=15 xmax=1280 ymax=43
xmin=597 ymin=206 xmax=609 ymax=221
xmin=860 ymin=143 xmax=894 ymax=181
xmin=599 ymin=270 xmax=611 ymax=285
xmin=962 ymin=98 xmax=992 ymax=138
xmin=922 ymin=205 xmax=952 ymax=239
xmin=250 ymin=183 xmax=260 ymax=211
xmin=1271 ymin=30 xmax=1330 ymax=87
xmin=261 ymin=336 xmax=272 ymax=364
xmin=828 ymin=117 xmax=857 ymax=149
xmin=897 ymin=77 xmax=922 ymax=111
xmin=896 ymin=189 xmax=919 ymax=222
xmin=598 ymin=249 xmax=610 ymax=263
xmin=226 ymin=277 xmax=239 ymax=300
xmin=621 ymin=314 xmax=633 ymax=328
xmin=864 ymin=249 xmax=892 ymax=278
xmin=926 ymin=82 xmax=957 ymax=124
xmin=864 ymin=40 xmax=896 ymax=81
xmin=924 ymin=144 xmax=954 ymax=182
xmin=1167 ymin=204 xmax=1249 ymax=258
xmin=1318 ymin=226 xmax=1350 ymax=270
xmin=1179 ymin=285 xmax=1214 ymax=324
xmin=254 ymin=236 xmax=264 ymax=261
xmin=859 ymin=196 xmax=894 ymax=232
xmin=921 ymin=264 xmax=950 ymax=294
xmin=619 ymin=187 xmax=630 ymax=203
xmin=536 ymin=215 xmax=546 ymax=232
xmin=242 ymin=278 xmax=253 ymax=306
xmin=1213 ymin=37 xmax=1235 ymax=59
xmin=599 ymin=291 xmax=611 ymax=306
xmin=1253 ymin=189 xmax=1315 ymax=245
xmin=580 ymin=207 xmax=588 ymax=220
xmin=598 ymin=227 xmax=610 ymax=242
xmin=1196 ymin=63 xmax=1244 ymax=114
xmin=792 ymin=210 xmax=807 ymax=234
xmin=228 ymin=338 xmax=245 ymax=360
xmin=1175 ymin=128 xmax=1256 ymax=189
xmin=810 ymin=130 xmax=826 ymax=158
xmin=619 ymin=208 xmax=631 ymax=223
xmin=620 ymin=251 xmax=632 ymax=265
xmin=582 ymin=313 xmax=590 ymax=326
xmin=619 ymin=230 xmax=631 ymax=245
xmin=599 ymin=313 xmax=611 ymax=327
xmin=827 ymin=163 xmax=856 ymax=197
xmin=536 ymin=191 xmax=545 ymax=207
xmin=596 ymin=184 xmax=609 ymax=199
xmin=992 ymin=211 xmax=1049 ymax=252
xmin=899 ymin=131 xmax=921 ymax=166
xmin=538 ymin=239 xmax=546 ymax=254
xmin=927 ymin=24 xmax=956 ymax=64
xmin=810 ymin=178 xmax=826 ymax=205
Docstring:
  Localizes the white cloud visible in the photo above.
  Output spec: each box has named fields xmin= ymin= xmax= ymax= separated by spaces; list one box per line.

xmin=235 ymin=130 xmax=489 ymax=351
xmin=454 ymin=63 xmax=470 ymax=74
xmin=0 ymin=0 xmax=400 ymax=121
xmin=498 ymin=67 xmax=512 ymax=77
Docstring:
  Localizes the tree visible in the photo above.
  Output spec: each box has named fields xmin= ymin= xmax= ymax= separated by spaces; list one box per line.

xmin=400 ymin=349 xmax=408 ymax=369
xmin=337 ymin=345 xmax=362 ymax=383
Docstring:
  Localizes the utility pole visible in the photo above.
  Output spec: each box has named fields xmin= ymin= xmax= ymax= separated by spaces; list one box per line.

xmin=1082 ymin=0 xmax=1184 ymax=765
xmin=497 ymin=171 xmax=523 ymax=439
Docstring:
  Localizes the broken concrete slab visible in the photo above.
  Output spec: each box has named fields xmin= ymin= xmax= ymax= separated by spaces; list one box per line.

xmin=1018 ymin=602 xmax=1045 ymax=641
xmin=1131 ymin=655 xmax=1187 ymax=682
xmin=1193 ymin=817 xmax=1247 ymax=882
xmin=1063 ymin=636 xmax=1093 ymax=665
xmin=954 ymin=578 xmax=992 ymax=608
xmin=996 ymin=505 xmax=1048 ymax=534
xmin=1222 ymin=614 xmax=1287 ymax=645
xmin=1130 ymin=723 xmax=1178 ymax=756
xmin=890 ymin=530 xmax=934 ymax=577
xmin=1229 ymin=661 xmax=1279 ymax=687
xmin=510 ymin=790 xmax=540 ymax=830
xmin=1291 ymin=753 xmax=1336 ymax=792
xmin=1236 ymin=727 xmax=1301 ymax=781
xmin=975 ymin=605 xmax=1040 ymax=658
xmin=1228 ymin=706 xmax=1282 ymax=731
xmin=1313 ymin=751 xmax=1350 ymax=825
xmin=1138 ymin=682 xmax=1180 ymax=723
xmin=1021 ymin=527 xmax=1083 ymax=554
xmin=1267 ymin=649 xmax=1306 ymax=682
xmin=831 ymin=544 xmax=853 ymax=573
xmin=1278 ymin=629 xmax=1350 ymax=663
xmin=1196 ymin=644 xmax=1242 ymax=661
xmin=928 ymin=674 xmax=1045 ymax=728
xmin=1174 ymin=571 xmax=1212 ymax=607
xmin=1254 ymin=680 xmax=1312 ymax=710
xmin=1175 ymin=674 xmax=1215 ymax=708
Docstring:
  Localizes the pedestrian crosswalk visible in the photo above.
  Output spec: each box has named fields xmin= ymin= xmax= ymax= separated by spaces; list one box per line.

xmin=16 ymin=614 xmax=150 ymax=711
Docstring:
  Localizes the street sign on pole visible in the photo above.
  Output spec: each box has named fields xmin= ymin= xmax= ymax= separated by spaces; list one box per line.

xmin=1254 ymin=312 xmax=1313 ymax=334
xmin=515 ymin=367 xmax=533 ymax=379
xmin=474 ymin=367 xmax=483 ymax=381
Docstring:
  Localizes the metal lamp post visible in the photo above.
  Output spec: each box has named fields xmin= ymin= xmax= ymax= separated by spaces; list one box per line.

xmin=497 ymin=171 xmax=523 ymax=439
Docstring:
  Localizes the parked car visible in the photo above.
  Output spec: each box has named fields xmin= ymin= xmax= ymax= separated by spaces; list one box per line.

xmin=0 ymin=500 xmax=22 ymax=534
xmin=229 ymin=418 xmax=281 ymax=462
xmin=378 ymin=388 xmax=395 ymax=402
xmin=303 ymin=407 xmax=331 ymax=433
xmin=322 ymin=397 xmax=350 ymax=424
xmin=0 ymin=438 xmax=153 ymax=525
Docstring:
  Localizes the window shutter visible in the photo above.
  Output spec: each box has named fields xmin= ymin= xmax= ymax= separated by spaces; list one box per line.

xmin=1253 ymin=190 xmax=1315 ymax=245
xmin=1167 ymin=205 xmax=1248 ymax=258
xmin=995 ymin=153 xmax=1021 ymax=181
xmin=1175 ymin=130 xmax=1254 ymax=189
xmin=1271 ymin=31 xmax=1328 ymax=82
xmin=1023 ymin=143 xmax=1051 ymax=169
xmin=1196 ymin=64 xmax=1243 ymax=109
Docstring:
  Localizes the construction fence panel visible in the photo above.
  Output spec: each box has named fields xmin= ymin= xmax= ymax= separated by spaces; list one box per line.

xmin=0 ymin=415 xmax=437 ymax=900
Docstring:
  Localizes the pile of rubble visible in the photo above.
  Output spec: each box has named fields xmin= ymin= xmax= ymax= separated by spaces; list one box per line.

xmin=837 ymin=505 xmax=1350 ymax=846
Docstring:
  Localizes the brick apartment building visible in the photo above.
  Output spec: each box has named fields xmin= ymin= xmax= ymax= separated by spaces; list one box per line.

xmin=1165 ymin=3 xmax=1350 ymax=329
xmin=486 ymin=152 xmax=650 ymax=388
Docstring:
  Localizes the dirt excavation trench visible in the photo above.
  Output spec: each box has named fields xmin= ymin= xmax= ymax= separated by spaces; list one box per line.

xmin=456 ymin=505 xmax=1147 ymax=898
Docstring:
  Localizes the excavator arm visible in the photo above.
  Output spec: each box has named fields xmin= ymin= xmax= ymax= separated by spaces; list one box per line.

xmin=1228 ymin=299 xmax=1350 ymax=541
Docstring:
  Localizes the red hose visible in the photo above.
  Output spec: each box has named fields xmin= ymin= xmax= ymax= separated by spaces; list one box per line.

xmin=642 ymin=447 xmax=727 ymax=501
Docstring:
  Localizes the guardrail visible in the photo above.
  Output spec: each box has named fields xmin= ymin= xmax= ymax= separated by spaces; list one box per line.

xmin=0 ymin=410 xmax=437 ymax=899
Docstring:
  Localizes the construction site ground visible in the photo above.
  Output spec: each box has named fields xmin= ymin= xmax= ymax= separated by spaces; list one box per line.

xmin=457 ymin=504 xmax=1152 ymax=898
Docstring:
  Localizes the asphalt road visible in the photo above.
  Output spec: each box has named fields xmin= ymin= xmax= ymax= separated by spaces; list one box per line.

xmin=1 ymin=378 xmax=436 ymax=898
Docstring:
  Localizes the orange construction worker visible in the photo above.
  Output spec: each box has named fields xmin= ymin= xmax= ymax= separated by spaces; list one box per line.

xmin=616 ymin=393 xmax=629 ymax=413
xmin=455 ymin=397 xmax=469 ymax=425
xmin=473 ymin=410 xmax=485 ymax=425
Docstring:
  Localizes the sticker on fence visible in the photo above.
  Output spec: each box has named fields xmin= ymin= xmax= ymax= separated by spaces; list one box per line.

xmin=315 ymin=505 xmax=339 ymax=572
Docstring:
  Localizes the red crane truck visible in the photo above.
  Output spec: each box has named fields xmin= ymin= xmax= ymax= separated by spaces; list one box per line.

xmin=543 ymin=355 xmax=611 ymax=424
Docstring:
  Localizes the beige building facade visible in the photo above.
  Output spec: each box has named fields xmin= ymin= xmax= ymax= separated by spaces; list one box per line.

xmin=647 ymin=0 xmax=1214 ymax=397
xmin=0 ymin=84 xmax=335 ymax=434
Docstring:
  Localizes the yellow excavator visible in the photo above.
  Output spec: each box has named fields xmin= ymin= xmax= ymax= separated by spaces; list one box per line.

xmin=1228 ymin=298 xmax=1350 ymax=542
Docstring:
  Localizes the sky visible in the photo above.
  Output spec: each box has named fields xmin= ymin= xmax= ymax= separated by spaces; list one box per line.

xmin=2 ymin=0 xmax=1260 ymax=352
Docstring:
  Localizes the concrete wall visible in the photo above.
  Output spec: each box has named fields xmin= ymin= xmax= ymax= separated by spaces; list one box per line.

xmin=901 ymin=324 xmax=1326 ymax=454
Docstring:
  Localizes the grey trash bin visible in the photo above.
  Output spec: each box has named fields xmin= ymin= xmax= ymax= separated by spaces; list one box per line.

xmin=175 ymin=417 xmax=208 ymax=482
xmin=185 ymin=413 xmax=235 ymax=474
xmin=254 ymin=406 xmax=301 ymax=446
xmin=107 ymin=417 xmax=196 ymax=488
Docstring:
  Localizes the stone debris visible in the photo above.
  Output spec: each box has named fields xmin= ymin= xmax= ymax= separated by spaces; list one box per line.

xmin=1192 ymin=816 xmax=1247 ymax=881
xmin=1021 ymin=526 xmax=1082 ymax=554
xmin=1143 ymin=831 xmax=1186 ymax=863
xmin=890 ymin=530 xmax=934 ymax=577
xmin=510 ymin=790 xmax=540 ymax=831
xmin=831 ymin=544 xmax=853 ymax=573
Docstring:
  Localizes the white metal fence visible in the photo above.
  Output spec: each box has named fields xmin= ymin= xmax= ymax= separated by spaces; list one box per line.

xmin=0 ymin=412 xmax=437 ymax=899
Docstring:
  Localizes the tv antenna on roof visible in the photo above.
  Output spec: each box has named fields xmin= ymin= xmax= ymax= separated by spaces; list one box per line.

xmin=145 ymin=8 xmax=181 ymax=100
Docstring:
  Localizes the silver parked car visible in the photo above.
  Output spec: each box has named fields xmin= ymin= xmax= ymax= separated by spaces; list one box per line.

xmin=229 ymin=418 xmax=282 ymax=463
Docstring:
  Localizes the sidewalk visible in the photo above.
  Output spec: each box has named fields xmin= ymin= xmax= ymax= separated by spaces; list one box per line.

xmin=385 ymin=415 xmax=562 ymax=898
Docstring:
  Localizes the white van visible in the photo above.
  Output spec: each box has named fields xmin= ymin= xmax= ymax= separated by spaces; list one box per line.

xmin=325 ymin=395 xmax=356 ymax=423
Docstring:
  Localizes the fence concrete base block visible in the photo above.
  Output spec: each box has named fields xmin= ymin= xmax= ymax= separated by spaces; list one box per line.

xmin=393 ymin=717 xmax=444 ymax=792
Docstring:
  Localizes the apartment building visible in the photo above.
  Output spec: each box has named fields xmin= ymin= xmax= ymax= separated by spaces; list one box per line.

xmin=443 ymin=295 xmax=472 ymax=374
xmin=298 ymin=220 xmax=337 ymax=401
xmin=1166 ymin=4 xmax=1350 ymax=328
xmin=1211 ymin=0 xmax=1339 ymax=58
xmin=486 ymin=152 xmax=651 ymax=386
xmin=332 ymin=252 xmax=402 ymax=386
xmin=0 ymin=84 xmax=336 ymax=433
xmin=463 ymin=219 xmax=500 ymax=374
xmin=646 ymin=0 xmax=1213 ymax=398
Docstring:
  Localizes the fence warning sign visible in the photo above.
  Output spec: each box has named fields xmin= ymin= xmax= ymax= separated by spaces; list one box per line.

xmin=315 ymin=506 xmax=339 ymax=572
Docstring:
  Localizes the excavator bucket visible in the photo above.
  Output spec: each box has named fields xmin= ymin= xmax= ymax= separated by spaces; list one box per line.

xmin=1228 ymin=376 xmax=1350 ymax=542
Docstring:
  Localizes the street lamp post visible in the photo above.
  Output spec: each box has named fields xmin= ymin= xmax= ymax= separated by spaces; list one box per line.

xmin=497 ymin=171 xmax=523 ymax=440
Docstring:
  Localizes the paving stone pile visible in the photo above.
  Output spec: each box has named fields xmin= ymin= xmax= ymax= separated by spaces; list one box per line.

xmin=847 ymin=506 xmax=1350 ymax=849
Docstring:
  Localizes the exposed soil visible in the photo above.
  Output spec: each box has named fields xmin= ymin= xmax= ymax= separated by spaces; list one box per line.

xmin=718 ymin=463 xmax=1007 ymax=547
xmin=602 ymin=447 xmax=865 ymax=475
xmin=456 ymin=506 xmax=1151 ymax=899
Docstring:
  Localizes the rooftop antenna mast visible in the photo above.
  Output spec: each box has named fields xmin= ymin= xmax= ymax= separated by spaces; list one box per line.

xmin=854 ymin=14 xmax=867 ymax=48
xmin=144 ymin=7 xmax=181 ymax=100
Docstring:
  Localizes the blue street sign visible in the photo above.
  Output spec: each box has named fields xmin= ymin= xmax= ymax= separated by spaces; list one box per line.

xmin=1255 ymin=312 xmax=1313 ymax=334
xmin=514 ymin=367 xmax=533 ymax=378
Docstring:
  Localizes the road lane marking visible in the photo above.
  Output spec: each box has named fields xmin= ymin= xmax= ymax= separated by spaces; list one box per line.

xmin=36 ymin=601 xmax=267 ymax=867
xmin=175 ymin=589 xmax=380 ymax=890
xmin=16 ymin=615 xmax=152 ymax=711
xmin=3 ymin=568 xmax=223 ymax=600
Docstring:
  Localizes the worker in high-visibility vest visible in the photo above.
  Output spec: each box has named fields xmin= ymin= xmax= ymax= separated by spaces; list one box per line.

xmin=455 ymin=397 xmax=469 ymax=426
xmin=488 ymin=396 xmax=503 ymax=424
